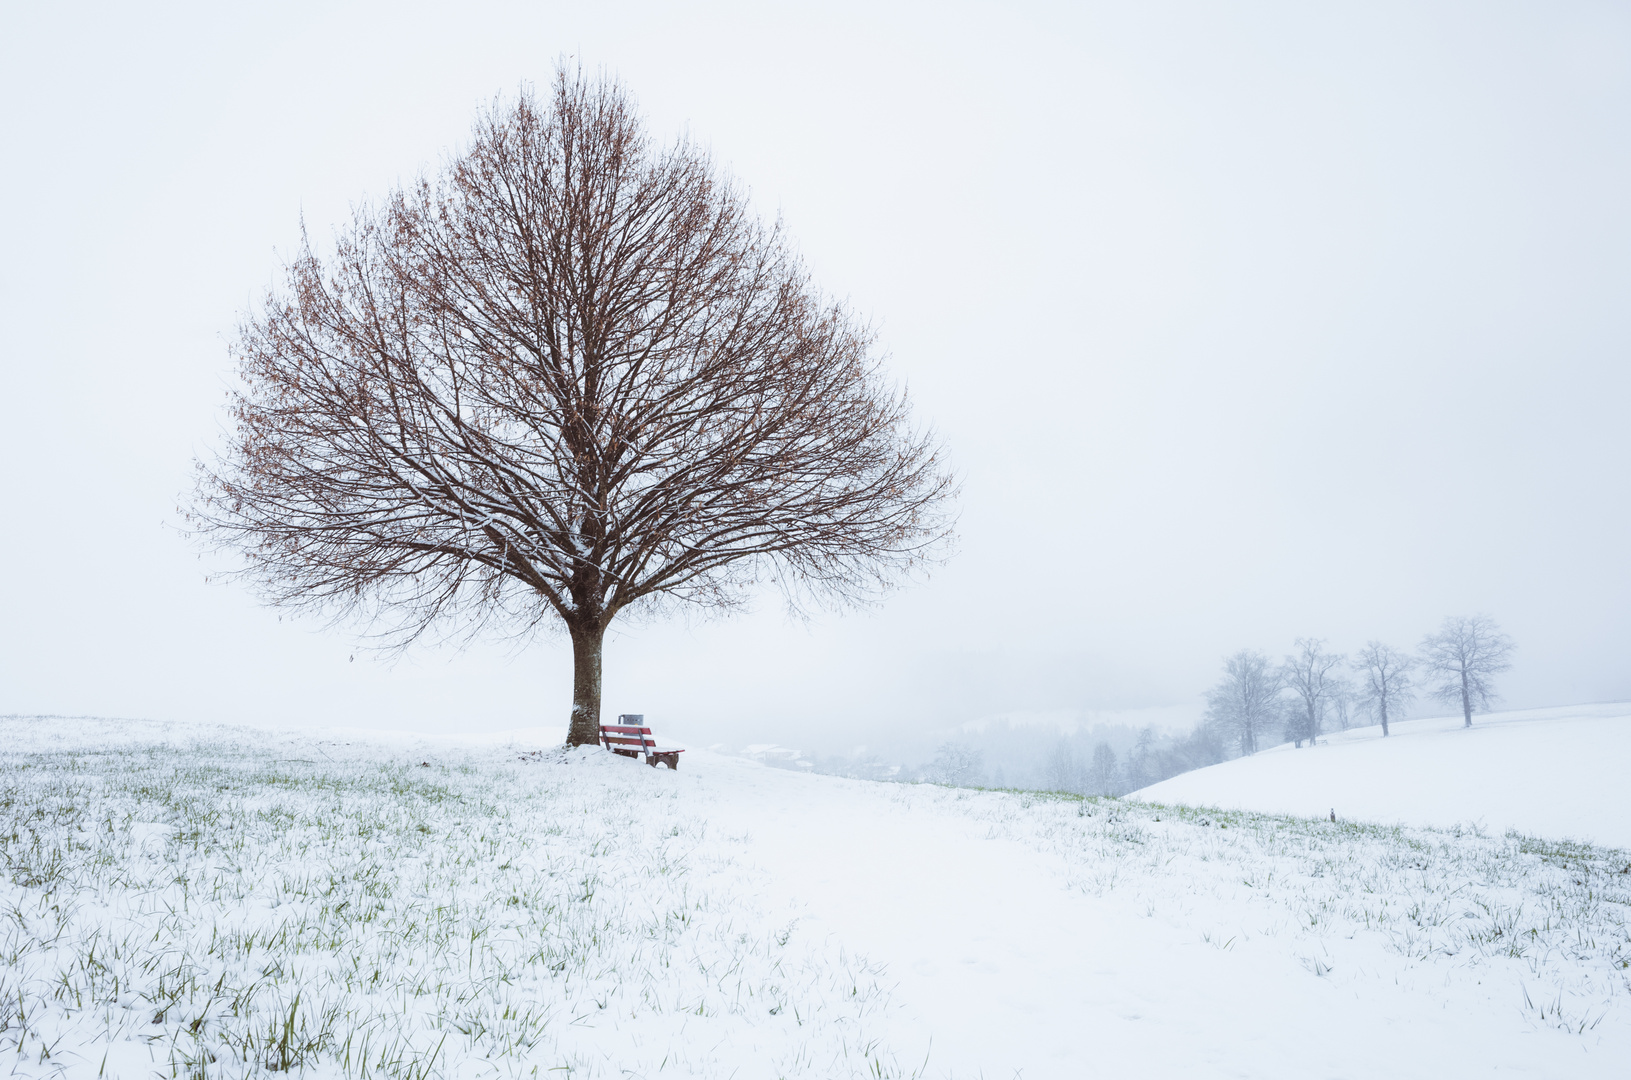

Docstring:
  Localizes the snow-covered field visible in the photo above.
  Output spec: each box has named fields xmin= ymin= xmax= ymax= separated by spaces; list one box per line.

xmin=2 ymin=715 xmax=1628 ymax=1079
xmin=1135 ymin=703 xmax=1631 ymax=849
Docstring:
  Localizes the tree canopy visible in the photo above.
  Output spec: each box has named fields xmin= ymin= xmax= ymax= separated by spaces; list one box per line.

xmin=192 ymin=68 xmax=957 ymax=745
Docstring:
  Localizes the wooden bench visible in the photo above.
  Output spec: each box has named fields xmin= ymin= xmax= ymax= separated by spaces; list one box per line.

xmin=599 ymin=714 xmax=685 ymax=770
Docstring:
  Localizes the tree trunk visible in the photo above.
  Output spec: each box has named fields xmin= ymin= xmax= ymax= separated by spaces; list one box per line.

xmin=1461 ymin=671 xmax=1472 ymax=727
xmin=1380 ymin=697 xmax=1389 ymax=737
xmin=566 ymin=621 xmax=605 ymax=747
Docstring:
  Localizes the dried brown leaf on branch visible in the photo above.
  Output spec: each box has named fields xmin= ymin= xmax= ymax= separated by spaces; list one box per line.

xmin=190 ymin=65 xmax=957 ymax=745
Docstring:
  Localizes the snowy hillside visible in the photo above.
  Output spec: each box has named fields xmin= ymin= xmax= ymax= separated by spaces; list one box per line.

xmin=2 ymin=715 xmax=1628 ymax=1079
xmin=1134 ymin=703 xmax=1631 ymax=849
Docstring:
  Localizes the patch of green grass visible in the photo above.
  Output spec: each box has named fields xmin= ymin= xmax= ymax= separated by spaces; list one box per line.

xmin=0 ymin=723 xmax=899 ymax=1079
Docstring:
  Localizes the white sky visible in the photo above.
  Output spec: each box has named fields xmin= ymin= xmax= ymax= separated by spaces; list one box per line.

xmin=2 ymin=1 xmax=1627 ymax=751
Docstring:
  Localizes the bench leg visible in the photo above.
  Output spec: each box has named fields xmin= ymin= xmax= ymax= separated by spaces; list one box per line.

xmin=648 ymin=753 xmax=679 ymax=770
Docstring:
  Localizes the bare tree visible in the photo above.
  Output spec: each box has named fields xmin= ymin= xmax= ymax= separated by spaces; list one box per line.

xmin=1327 ymin=676 xmax=1355 ymax=732
xmin=926 ymin=742 xmax=984 ymax=787
xmin=190 ymin=69 xmax=956 ymax=746
xmin=1281 ymin=638 xmax=1346 ymax=748
xmin=1044 ymin=739 xmax=1084 ymax=793
xmin=1204 ymin=649 xmax=1282 ymax=756
xmin=1352 ymin=640 xmax=1414 ymax=737
xmin=1419 ymin=615 xmax=1515 ymax=727
xmin=1123 ymin=727 xmax=1160 ymax=791
xmin=1085 ymin=742 xmax=1120 ymax=796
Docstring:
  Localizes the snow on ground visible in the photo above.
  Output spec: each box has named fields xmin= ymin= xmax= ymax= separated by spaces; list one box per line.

xmin=1134 ymin=703 xmax=1631 ymax=849
xmin=2 ymin=715 xmax=1628 ymax=1079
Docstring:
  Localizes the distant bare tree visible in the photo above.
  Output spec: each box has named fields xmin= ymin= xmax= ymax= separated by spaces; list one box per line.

xmin=1281 ymin=638 xmax=1346 ymax=748
xmin=1353 ymin=641 xmax=1414 ymax=737
xmin=1174 ymin=721 xmax=1228 ymax=773
xmin=1085 ymin=742 xmax=1120 ymax=796
xmin=1123 ymin=727 xmax=1160 ymax=791
xmin=1044 ymin=739 xmax=1084 ymax=793
xmin=1327 ymin=677 xmax=1355 ymax=732
xmin=1204 ymin=649 xmax=1283 ymax=756
xmin=1419 ymin=615 xmax=1515 ymax=727
xmin=189 ymin=69 xmax=956 ymax=746
xmin=926 ymin=742 xmax=984 ymax=787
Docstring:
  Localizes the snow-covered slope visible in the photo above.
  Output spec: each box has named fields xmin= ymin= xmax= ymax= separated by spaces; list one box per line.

xmin=2 ymin=715 xmax=1627 ymax=1079
xmin=1134 ymin=702 xmax=1631 ymax=848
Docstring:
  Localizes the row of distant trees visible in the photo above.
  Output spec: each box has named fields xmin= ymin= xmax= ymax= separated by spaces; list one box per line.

xmin=902 ymin=614 xmax=1515 ymax=796
xmin=1039 ymin=725 xmax=1229 ymax=797
xmin=1207 ymin=615 xmax=1516 ymax=756
xmin=924 ymin=734 xmax=1199 ymax=795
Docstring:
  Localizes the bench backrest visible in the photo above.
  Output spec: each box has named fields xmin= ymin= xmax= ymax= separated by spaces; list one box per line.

xmin=600 ymin=724 xmax=657 ymax=754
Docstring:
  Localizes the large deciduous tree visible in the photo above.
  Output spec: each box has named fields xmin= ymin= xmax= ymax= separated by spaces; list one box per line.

xmin=1352 ymin=640 xmax=1414 ymax=737
xmin=1280 ymin=638 xmax=1345 ymax=748
xmin=1204 ymin=649 xmax=1282 ymax=756
xmin=191 ymin=69 xmax=956 ymax=746
xmin=1419 ymin=615 xmax=1514 ymax=727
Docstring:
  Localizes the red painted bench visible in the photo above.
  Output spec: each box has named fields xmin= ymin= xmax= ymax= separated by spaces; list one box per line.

xmin=599 ymin=714 xmax=685 ymax=770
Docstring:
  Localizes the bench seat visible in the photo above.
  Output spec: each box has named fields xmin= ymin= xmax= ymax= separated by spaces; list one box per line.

xmin=599 ymin=722 xmax=685 ymax=770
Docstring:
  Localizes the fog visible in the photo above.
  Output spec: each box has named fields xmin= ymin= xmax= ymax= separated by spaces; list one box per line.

xmin=3 ymin=1 xmax=1627 ymax=759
